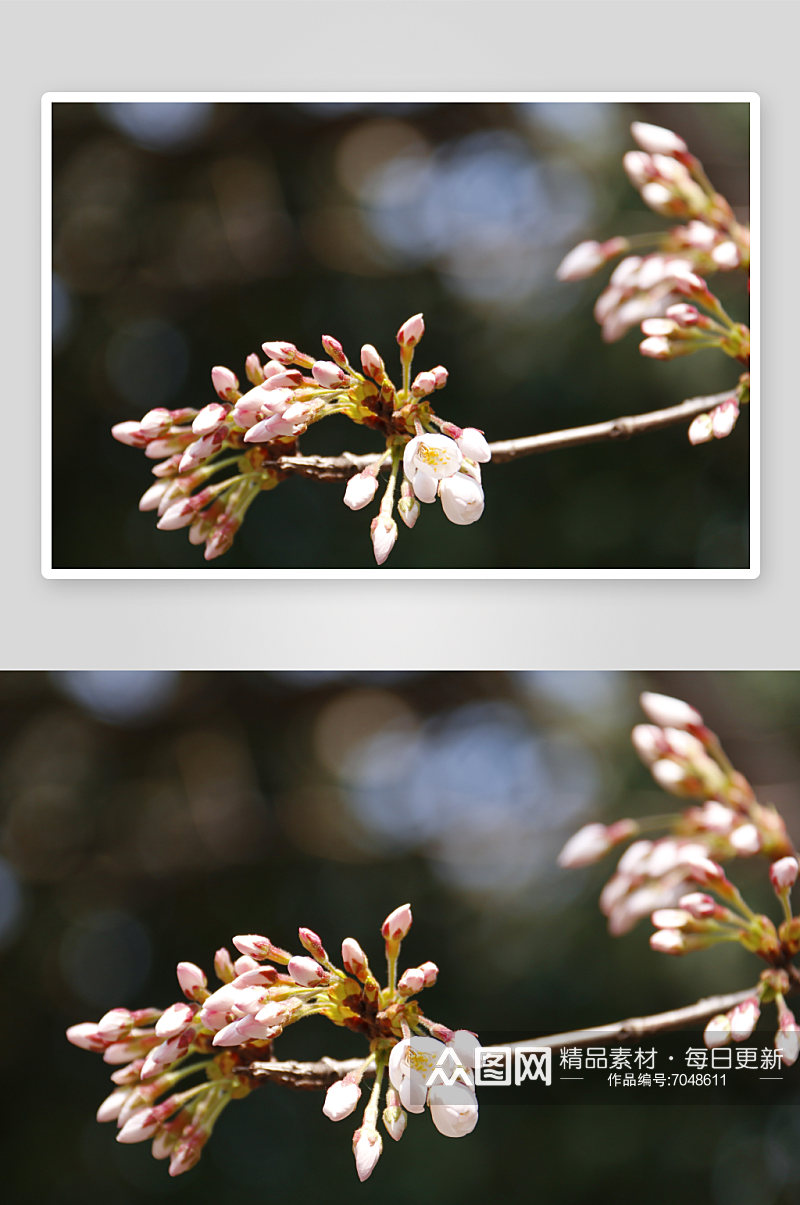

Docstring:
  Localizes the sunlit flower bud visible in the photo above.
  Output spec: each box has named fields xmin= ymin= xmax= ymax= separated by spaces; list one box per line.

xmin=729 ymin=824 xmax=760 ymax=855
xmin=214 ymin=948 xmax=236 ymax=984
xmin=211 ymin=366 xmax=239 ymax=400
xmin=342 ymin=937 xmax=369 ymax=979
xmin=777 ymin=1011 xmax=800 ymax=1066
xmin=428 ymin=1083 xmax=479 ymax=1137
xmin=382 ymin=903 xmax=413 ymax=941
xmin=245 ymin=354 xmax=265 ymax=386
xmin=179 ymin=431 xmax=225 ymax=473
xmin=254 ymin=1000 xmax=295 ymax=1026
xmin=704 ymin=1014 xmax=732 ymax=1048
xmin=192 ymin=403 xmax=228 ymax=436
xmin=322 ymin=335 xmax=348 ymax=367
xmin=770 ymin=857 xmax=799 ymax=891
xmin=398 ymin=480 xmax=420 ymax=528
xmin=97 ymin=1008 xmax=134 ymax=1041
xmin=641 ymin=318 xmax=678 ymax=338
xmin=344 ymin=470 xmax=379 ymax=511
xmin=233 ymin=955 xmax=260 ymax=975
xmin=117 ymin=1108 xmax=160 ymax=1144
xmin=729 ymin=997 xmax=760 ymax=1042
xmin=456 ymin=428 xmax=491 ymax=463
xmin=383 ymin=1098 xmax=407 ymax=1141
xmin=631 ymin=122 xmax=688 ymax=156
xmin=396 ymin=313 xmax=425 ymax=348
xmin=361 ymin=344 xmax=386 ymax=382
xmin=558 ymin=824 xmax=614 ymax=869
xmin=66 ymin=1022 xmax=106 ymax=1052
xmin=96 ymin=1088 xmax=131 ymax=1123
xmin=616 ymin=839 xmax=653 ymax=876
xmin=231 ymin=935 xmax=275 ymax=961
xmin=665 ymin=303 xmax=701 ymax=326
xmin=641 ymin=182 xmax=679 ymax=216
xmin=353 ymin=1127 xmax=383 ymax=1182
xmin=556 ymin=239 xmax=618 ymax=282
xmin=261 ymin=341 xmax=296 ymax=364
xmin=678 ymin=892 xmax=717 ymax=918
xmin=651 ymin=908 xmax=692 ymax=929
xmin=649 ymin=929 xmax=685 ymax=954
xmin=176 ymin=962 xmax=207 ymax=1001
xmin=431 ymin=365 xmax=448 ymax=389
xmin=155 ymin=1003 xmax=195 ymax=1039
xmin=419 ymin=961 xmax=439 ymax=987
xmin=639 ymin=335 xmax=673 ymax=359
xmin=140 ymin=409 xmax=174 ymax=438
xmin=287 ymin=955 xmax=329 ymax=987
xmin=299 ymin=927 xmax=328 ymax=963
xmin=157 ymin=499 xmax=197 ymax=531
xmin=650 ymin=759 xmax=690 ymax=793
xmin=622 ymin=150 xmax=655 ymax=188
xmin=312 ymin=360 xmax=348 ymax=388
xmin=323 ymin=1078 xmax=361 ymax=1121
xmin=683 ymin=220 xmax=717 ymax=250
xmin=243 ymin=414 xmax=296 ymax=442
xmin=640 ymin=693 xmax=703 ymax=730
xmin=370 ymin=515 xmax=398 ymax=566
xmin=711 ymin=240 xmax=740 ymax=268
xmin=111 ymin=421 xmax=149 ymax=448
xmin=398 ymin=967 xmax=425 ymax=995
xmin=440 ymin=474 xmax=485 ymax=526
xmin=110 ymin=1060 xmax=146 ymax=1085
xmin=711 ymin=400 xmax=739 ymax=440
xmin=139 ymin=481 xmax=171 ymax=511
xmin=145 ymin=434 xmax=194 ymax=460
xmin=684 ymin=855 xmax=725 ymax=886
xmin=411 ymin=371 xmax=436 ymax=396
xmin=688 ymin=413 xmax=714 ymax=445
xmin=630 ymin=724 xmax=664 ymax=765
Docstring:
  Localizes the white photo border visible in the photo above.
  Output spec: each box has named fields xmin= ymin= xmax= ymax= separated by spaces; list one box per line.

xmin=41 ymin=91 xmax=759 ymax=581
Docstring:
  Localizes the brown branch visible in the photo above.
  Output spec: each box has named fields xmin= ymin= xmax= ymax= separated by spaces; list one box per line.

xmin=270 ymin=389 xmax=738 ymax=481
xmin=243 ymin=985 xmax=756 ymax=1090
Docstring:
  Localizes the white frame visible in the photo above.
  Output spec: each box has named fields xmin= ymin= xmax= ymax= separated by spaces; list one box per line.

xmin=41 ymin=91 xmax=759 ymax=580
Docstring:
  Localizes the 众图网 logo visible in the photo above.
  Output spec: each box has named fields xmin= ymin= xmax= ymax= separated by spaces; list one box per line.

xmin=474 ymin=1046 xmax=552 ymax=1087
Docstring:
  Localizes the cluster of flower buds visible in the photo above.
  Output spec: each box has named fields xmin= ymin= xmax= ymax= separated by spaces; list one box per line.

xmin=112 ymin=314 xmax=491 ymax=566
xmin=67 ymin=903 xmax=479 ymax=1183
xmin=556 ymin=121 xmax=750 ymax=443
xmin=559 ymin=692 xmax=793 ymax=935
xmin=704 ymin=967 xmax=800 ymax=1066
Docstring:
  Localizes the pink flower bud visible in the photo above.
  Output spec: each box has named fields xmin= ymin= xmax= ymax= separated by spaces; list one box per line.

xmin=381 ymin=903 xmax=412 ymax=941
xmin=456 ymin=428 xmax=491 ymax=463
xmin=322 ymin=335 xmax=347 ymax=367
xmin=157 ymin=499 xmax=196 ymax=531
xmin=370 ymin=515 xmax=398 ymax=566
xmin=139 ymin=408 xmax=174 ymax=438
xmin=311 ymin=360 xmax=347 ymax=388
xmin=97 ymin=1008 xmax=134 ymax=1041
xmin=66 ymin=1022 xmax=106 ymax=1052
xmin=558 ymin=823 xmax=614 ymax=869
xmin=261 ymin=341 xmax=296 ymax=364
xmin=651 ymin=908 xmax=692 ymax=929
xmin=440 ymin=474 xmax=485 ymax=526
xmin=111 ymin=421 xmax=149 ymax=448
xmin=117 ymin=1108 xmax=161 ymax=1144
xmin=231 ymin=934 xmax=276 ymax=961
xmin=211 ymin=366 xmax=239 ymax=400
xmin=729 ymin=997 xmax=760 ymax=1042
xmin=263 ymin=369 xmax=304 ymax=390
xmin=361 ymin=344 xmax=386 ymax=382
xmin=777 ymin=1012 xmax=800 ymax=1066
xmin=176 ymin=962 xmax=207 ymax=1001
xmin=398 ymin=967 xmax=425 ymax=995
xmin=770 ymin=857 xmax=799 ymax=891
xmin=639 ymin=335 xmax=673 ymax=359
xmin=685 ymin=856 xmax=725 ymax=887
xmin=431 ymin=365 xmax=448 ymax=389
xmin=287 ymin=955 xmax=329 ymax=987
xmin=729 ymin=824 xmax=760 ymax=855
xmin=665 ymin=303 xmax=701 ymax=327
xmin=192 ymin=403 xmax=229 ymax=436
xmin=233 ymin=954 xmax=260 ymax=975
xmin=649 ymin=929 xmax=685 ymax=954
xmin=630 ymin=121 xmax=688 ymax=157
xmin=139 ymin=481 xmax=171 ymax=512
xmin=353 ymin=1127 xmax=383 ymax=1182
xmin=323 ymin=1078 xmax=361 ymax=1121
xmin=419 ymin=961 xmax=439 ymax=987
xmin=344 ymin=470 xmax=379 ymax=511
xmin=342 ymin=938 xmax=369 ymax=978
xmin=97 ymin=1088 xmax=131 ymax=1123
xmin=411 ymin=371 xmax=436 ymax=397
xmin=155 ymin=1003 xmax=195 ymax=1039
xmin=245 ymin=353 xmax=265 ymax=385
xmin=688 ymin=413 xmax=714 ymax=445
xmin=711 ymin=400 xmax=739 ymax=440
xmin=556 ymin=240 xmax=606 ymax=282
xmin=640 ymin=692 xmax=702 ymax=730
xmin=703 ymin=1014 xmax=732 ymax=1049
xmin=622 ymin=150 xmax=655 ymax=188
xmin=641 ymin=318 xmax=678 ymax=338
xmin=214 ymin=947 xmax=236 ymax=984
xmin=678 ymin=892 xmax=717 ymax=919
xmin=711 ymin=241 xmax=740 ymax=269
xmin=299 ymin=927 xmax=328 ymax=963
xmin=396 ymin=313 xmax=425 ymax=348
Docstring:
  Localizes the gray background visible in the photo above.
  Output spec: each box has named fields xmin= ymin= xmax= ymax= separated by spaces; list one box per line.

xmin=1 ymin=0 xmax=792 ymax=669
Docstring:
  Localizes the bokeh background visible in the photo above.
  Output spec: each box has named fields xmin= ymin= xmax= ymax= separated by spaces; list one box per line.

xmin=50 ymin=100 xmax=751 ymax=570
xmin=2 ymin=669 xmax=800 ymax=1204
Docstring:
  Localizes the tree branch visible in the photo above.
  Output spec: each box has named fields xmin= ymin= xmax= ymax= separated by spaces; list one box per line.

xmin=243 ymin=985 xmax=756 ymax=1090
xmin=271 ymin=390 xmax=738 ymax=481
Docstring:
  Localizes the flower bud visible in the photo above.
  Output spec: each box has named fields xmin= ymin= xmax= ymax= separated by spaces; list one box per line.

xmin=396 ymin=313 xmax=425 ymax=348
xmin=419 ymin=961 xmax=439 ymax=987
xmin=360 ymin=344 xmax=386 ymax=382
xmin=678 ymin=892 xmax=717 ymax=919
xmin=711 ymin=400 xmax=739 ymax=440
xmin=382 ymin=903 xmax=413 ymax=941
xmin=649 ymin=929 xmax=685 ymax=954
xmin=777 ymin=1011 xmax=800 ymax=1066
xmin=342 ymin=937 xmax=369 ymax=979
xmin=117 ymin=1108 xmax=160 ymax=1144
xmin=192 ymin=403 xmax=229 ymax=436
xmin=703 ymin=1014 xmax=731 ymax=1048
xmin=457 ymin=428 xmax=492 ymax=463
xmin=711 ymin=241 xmax=740 ymax=269
xmin=440 ymin=473 xmax=485 ymax=526
xmin=287 ymin=955 xmax=329 ymax=987
xmin=231 ymin=934 xmax=275 ymax=961
xmin=651 ymin=909 xmax=692 ymax=930
xmin=770 ymin=857 xmax=799 ymax=891
xmin=344 ymin=470 xmax=379 ymax=511
xmin=431 ymin=365 xmax=448 ymax=389
xmin=397 ymin=480 xmax=420 ymax=529
xmin=729 ymin=824 xmax=760 ymax=855
xmin=139 ymin=481 xmax=171 ymax=512
xmin=630 ymin=121 xmax=688 ymax=157
xmin=299 ymin=927 xmax=328 ymax=963
xmin=353 ymin=1127 xmax=383 ymax=1182
xmin=321 ymin=335 xmax=348 ymax=367
xmin=97 ymin=1008 xmax=134 ymax=1042
xmin=370 ymin=515 xmax=398 ymax=566
xmin=665 ymin=303 xmax=701 ymax=327
xmin=323 ymin=1078 xmax=361 ymax=1121
xmin=429 ymin=1083 xmax=479 ymax=1137
xmin=729 ymin=997 xmax=760 ymax=1042
xmin=111 ymin=421 xmax=149 ymax=448
xmin=66 ymin=1022 xmax=106 ymax=1052
xmin=176 ymin=962 xmax=207 ymax=1001
xmin=155 ymin=1003 xmax=195 ymax=1039
xmin=261 ymin=341 xmax=296 ymax=364
xmin=312 ymin=360 xmax=348 ymax=388
xmin=213 ymin=948 xmax=236 ymax=984
xmin=558 ymin=823 xmax=614 ymax=869
xmin=556 ymin=240 xmax=607 ymax=282
xmin=97 ymin=1088 xmax=130 ymax=1123
xmin=139 ymin=408 xmax=174 ymax=438
xmin=382 ymin=1098 xmax=407 ymax=1142
xmin=622 ymin=150 xmax=655 ymax=188
xmin=640 ymin=692 xmax=703 ymax=730
xmin=639 ymin=335 xmax=673 ymax=359
xmin=411 ymin=371 xmax=436 ymax=396
xmin=688 ymin=413 xmax=714 ymax=445
xmin=398 ymin=967 xmax=425 ymax=995
xmin=211 ymin=366 xmax=239 ymax=400
xmin=245 ymin=354 xmax=265 ymax=385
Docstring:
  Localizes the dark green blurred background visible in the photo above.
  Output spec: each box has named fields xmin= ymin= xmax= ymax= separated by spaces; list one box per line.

xmin=50 ymin=101 xmax=750 ymax=570
xmin=2 ymin=670 xmax=799 ymax=1203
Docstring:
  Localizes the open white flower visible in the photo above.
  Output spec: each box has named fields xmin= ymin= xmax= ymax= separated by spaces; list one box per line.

xmin=403 ymin=434 xmax=462 ymax=502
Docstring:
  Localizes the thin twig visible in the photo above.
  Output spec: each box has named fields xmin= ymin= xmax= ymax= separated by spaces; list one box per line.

xmin=271 ymin=389 xmax=738 ymax=481
xmin=244 ymin=985 xmax=756 ymax=1090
